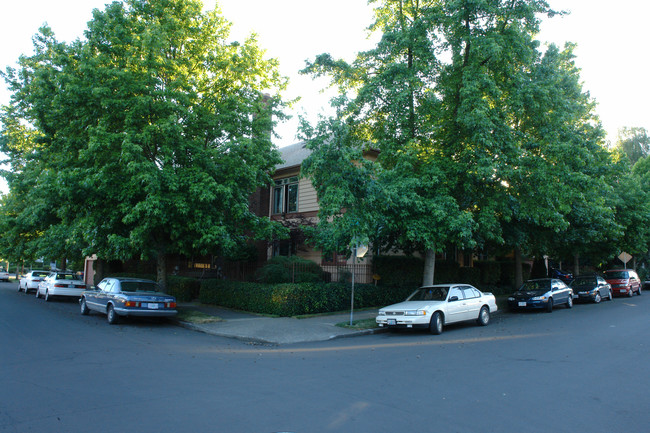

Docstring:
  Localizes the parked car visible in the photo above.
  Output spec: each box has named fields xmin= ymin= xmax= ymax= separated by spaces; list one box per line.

xmin=80 ymin=277 xmax=177 ymax=324
xmin=36 ymin=271 xmax=87 ymax=301
xmin=550 ymin=268 xmax=573 ymax=284
xmin=376 ymin=284 xmax=498 ymax=335
xmin=603 ymin=269 xmax=641 ymax=297
xmin=0 ymin=269 xmax=9 ymax=282
xmin=18 ymin=270 xmax=50 ymax=294
xmin=508 ymin=278 xmax=573 ymax=312
xmin=570 ymin=275 xmax=613 ymax=303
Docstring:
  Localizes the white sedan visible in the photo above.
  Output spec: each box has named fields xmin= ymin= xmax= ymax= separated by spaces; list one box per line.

xmin=19 ymin=270 xmax=51 ymax=294
xmin=36 ymin=271 xmax=87 ymax=301
xmin=376 ymin=284 xmax=498 ymax=334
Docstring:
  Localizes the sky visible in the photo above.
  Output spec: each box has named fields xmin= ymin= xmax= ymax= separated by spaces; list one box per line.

xmin=1 ymin=0 xmax=648 ymax=151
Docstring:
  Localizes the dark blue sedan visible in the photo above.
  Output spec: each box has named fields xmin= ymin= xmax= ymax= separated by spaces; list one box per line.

xmin=508 ymin=278 xmax=573 ymax=313
xmin=80 ymin=277 xmax=177 ymax=324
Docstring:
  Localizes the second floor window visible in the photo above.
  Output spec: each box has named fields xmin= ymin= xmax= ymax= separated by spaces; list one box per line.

xmin=273 ymin=176 xmax=298 ymax=214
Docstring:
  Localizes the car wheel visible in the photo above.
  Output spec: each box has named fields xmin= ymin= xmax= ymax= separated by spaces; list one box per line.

xmin=80 ymin=298 xmax=90 ymax=316
xmin=546 ymin=298 xmax=554 ymax=313
xmin=44 ymin=290 xmax=51 ymax=302
xmin=594 ymin=292 xmax=601 ymax=304
xmin=107 ymin=305 xmax=118 ymax=324
xmin=477 ymin=306 xmax=490 ymax=326
xmin=637 ymin=286 xmax=642 ymax=296
xmin=429 ymin=311 xmax=443 ymax=335
xmin=566 ymin=295 xmax=573 ymax=308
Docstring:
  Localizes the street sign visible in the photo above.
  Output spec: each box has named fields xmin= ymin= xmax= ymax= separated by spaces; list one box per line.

xmin=618 ymin=252 xmax=632 ymax=266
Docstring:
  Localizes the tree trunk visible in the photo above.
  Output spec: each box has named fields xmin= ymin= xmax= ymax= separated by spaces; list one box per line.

xmin=422 ymin=247 xmax=436 ymax=286
xmin=573 ymin=254 xmax=580 ymax=277
xmin=157 ymin=253 xmax=168 ymax=291
xmin=514 ymin=246 xmax=523 ymax=289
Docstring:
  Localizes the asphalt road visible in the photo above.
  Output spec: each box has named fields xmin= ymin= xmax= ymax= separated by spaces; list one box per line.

xmin=1 ymin=281 xmax=648 ymax=433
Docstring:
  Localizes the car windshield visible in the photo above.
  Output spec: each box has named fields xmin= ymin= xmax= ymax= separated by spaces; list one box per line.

xmin=407 ymin=287 xmax=448 ymax=301
xmin=571 ymin=277 xmax=597 ymax=287
xmin=519 ymin=280 xmax=551 ymax=291
xmin=120 ymin=281 xmax=160 ymax=292
xmin=56 ymin=273 xmax=81 ymax=280
xmin=604 ymin=271 xmax=628 ymax=279
xmin=33 ymin=272 xmax=50 ymax=277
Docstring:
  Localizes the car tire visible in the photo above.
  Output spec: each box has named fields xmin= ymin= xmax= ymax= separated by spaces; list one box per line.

xmin=637 ymin=286 xmax=642 ymax=296
xmin=18 ymin=285 xmax=22 ymax=292
xmin=429 ymin=311 xmax=443 ymax=335
xmin=80 ymin=298 xmax=90 ymax=316
xmin=107 ymin=305 xmax=118 ymax=325
xmin=477 ymin=306 xmax=490 ymax=326
xmin=566 ymin=295 xmax=573 ymax=309
xmin=546 ymin=298 xmax=553 ymax=313
xmin=607 ymin=290 xmax=613 ymax=301
xmin=594 ymin=292 xmax=601 ymax=303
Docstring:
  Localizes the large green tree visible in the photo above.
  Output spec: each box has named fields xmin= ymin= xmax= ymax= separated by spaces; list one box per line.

xmin=301 ymin=0 xmax=565 ymax=285
xmin=614 ymin=127 xmax=650 ymax=166
xmin=1 ymin=0 xmax=288 ymax=288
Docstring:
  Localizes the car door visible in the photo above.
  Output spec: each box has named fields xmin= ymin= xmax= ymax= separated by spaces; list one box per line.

xmin=555 ymin=280 xmax=570 ymax=303
xmin=445 ymin=287 xmax=466 ymax=324
xmin=597 ymin=277 xmax=611 ymax=298
xmin=88 ymin=279 xmax=112 ymax=312
xmin=461 ymin=287 xmax=482 ymax=320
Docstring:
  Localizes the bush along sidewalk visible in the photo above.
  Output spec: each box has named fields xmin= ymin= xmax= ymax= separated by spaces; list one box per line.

xmin=199 ymin=279 xmax=414 ymax=317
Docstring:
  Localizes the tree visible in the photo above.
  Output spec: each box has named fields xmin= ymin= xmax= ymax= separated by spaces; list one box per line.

xmin=302 ymin=0 xmax=561 ymax=285
xmin=1 ymin=0 xmax=289 ymax=288
xmin=614 ymin=127 xmax=650 ymax=166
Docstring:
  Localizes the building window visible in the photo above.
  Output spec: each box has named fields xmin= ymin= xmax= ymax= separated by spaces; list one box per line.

xmin=273 ymin=176 xmax=298 ymax=214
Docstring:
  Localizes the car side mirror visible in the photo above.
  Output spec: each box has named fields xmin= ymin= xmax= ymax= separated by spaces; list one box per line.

xmin=449 ymin=296 xmax=459 ymax=302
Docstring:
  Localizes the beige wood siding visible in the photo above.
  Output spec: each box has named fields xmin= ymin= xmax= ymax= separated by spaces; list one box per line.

xmin=298 ymin=178 xmax=318 ymax=213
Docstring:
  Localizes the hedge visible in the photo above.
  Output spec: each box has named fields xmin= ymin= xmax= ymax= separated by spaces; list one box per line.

xmin=199 ymin=279 xmax=414 ymax=317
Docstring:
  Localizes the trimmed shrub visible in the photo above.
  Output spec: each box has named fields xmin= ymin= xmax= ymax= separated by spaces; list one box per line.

xmin=372 ymin=255 xmax=423 ymax=288
xmin=199 ymin=279 xmax=414 ymax=316
xmin=255 ymin=256 xmax=325 ymax=284
xmin=457 ymin=266 xmax=481 ymax=287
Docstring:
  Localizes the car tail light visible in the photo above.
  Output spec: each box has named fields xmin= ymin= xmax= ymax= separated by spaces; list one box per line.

xmin=166 ymin=302 xmax=176 ymax=308
xmin=54 ymin=284 xmax=66 ymax=288
xmin=124 ymin=301 xmax=140 ymax=307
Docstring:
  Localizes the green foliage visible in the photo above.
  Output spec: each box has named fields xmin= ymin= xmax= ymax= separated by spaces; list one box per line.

xmin=372 ymin=255 xmax=423 ymax=288
xmin=199 ymin=279 xmax=413 ymax=317
xmin=615 ymin=127 xmax=650 ymax=166
xmin=0 ymin=0 xmax=289 ymax=289
xmin=255 ymin=256 xmax=325 ymax=284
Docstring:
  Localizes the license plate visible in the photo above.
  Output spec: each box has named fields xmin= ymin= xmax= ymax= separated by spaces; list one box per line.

xmin=388 ymin=319 xmax=396 ymax=325
xmin=147 ymin=303 xmax=160 ymax=309
xmin=518 ymin=302 xmax=527 ymax=307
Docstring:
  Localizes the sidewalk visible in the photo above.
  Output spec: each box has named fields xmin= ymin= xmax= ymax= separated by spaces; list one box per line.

xmin=173 ymin=303 xmax=385 ymax=345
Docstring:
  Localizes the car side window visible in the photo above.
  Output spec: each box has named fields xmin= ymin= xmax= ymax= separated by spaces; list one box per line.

xmin=462 ymin=287 xmax=479 ymax=299
xmin=102 ymin=280 xmax=115 ymax=293
xmin=448 ymin=287 xmax=464 ymax=301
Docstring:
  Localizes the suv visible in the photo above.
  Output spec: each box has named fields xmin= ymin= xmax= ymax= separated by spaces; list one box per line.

xmin=603 ymin=269 xmax=641 ymax=297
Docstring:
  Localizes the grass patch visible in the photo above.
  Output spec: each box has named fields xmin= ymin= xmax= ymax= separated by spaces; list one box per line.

xmin=336 ymin=317 xmax=379 ymax=330
xmin=176 ymin=308 xmax=224 ymax=324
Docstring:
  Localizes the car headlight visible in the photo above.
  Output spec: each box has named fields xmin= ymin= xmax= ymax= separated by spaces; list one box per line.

xmin=404 ymin=310 xmax=427 ymax=316
xmin=378 ymin=311 xmax=386 ymax=316
xmin=531 ymin=295 xmax=547 ymax=301
xmin=508 ymin=297 xmax=515 ymax=301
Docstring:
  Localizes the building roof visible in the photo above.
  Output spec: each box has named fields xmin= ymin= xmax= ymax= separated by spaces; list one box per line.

xmin=276 ymin=141 xmax=311 ymax=170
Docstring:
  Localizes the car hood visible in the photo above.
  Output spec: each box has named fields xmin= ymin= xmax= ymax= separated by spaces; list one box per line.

xmin=380 ymin=300 xmax=445 ymax=312
xmin=512 ymin=290 xmax=548 ymax=297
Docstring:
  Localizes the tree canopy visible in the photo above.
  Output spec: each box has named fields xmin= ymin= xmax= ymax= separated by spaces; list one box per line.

xmin=0 ymin=0 xmax=288 ymax=287
xmin=300 ymin=0 xmax=647 ymax=284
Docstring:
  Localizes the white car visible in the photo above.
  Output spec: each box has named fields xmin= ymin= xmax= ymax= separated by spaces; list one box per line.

xmin=36 ymin=271 xmax=87 ymax=301
xmin=0 ymin=270 xmax=9 ymax=282
xmin=376 ymin=284 xmax=498 ymax=334
xmin=19 ymin=270 xmax=51 ymax=294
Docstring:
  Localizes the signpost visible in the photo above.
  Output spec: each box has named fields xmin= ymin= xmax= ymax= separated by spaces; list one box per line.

xmin=618 ymin=252 xmax=632 ymax=269
xmin=350 ymin=244 xmax=368 ymax=326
